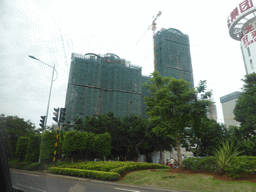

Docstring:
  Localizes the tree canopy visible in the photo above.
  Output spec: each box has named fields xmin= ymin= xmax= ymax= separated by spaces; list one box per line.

xmin=0 ymin=114 xmax=37 ymax=159
xmin=143 ymin=71 xmax=212 ymax=166
xmin=234 ymin=73 xmax=256 ymax=138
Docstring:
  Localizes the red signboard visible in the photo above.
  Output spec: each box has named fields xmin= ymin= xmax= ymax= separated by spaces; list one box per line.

xmin=239 ymin=0 xmax=254 ymax=13
xmin=228 ymin=0 xmax=254 ymax=28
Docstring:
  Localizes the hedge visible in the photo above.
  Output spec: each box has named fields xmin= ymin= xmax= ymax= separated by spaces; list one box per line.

xmin=183 ymin=157 xmax=218 ymax=172
xmin=48 ymin=167 xmax=120 ymax=181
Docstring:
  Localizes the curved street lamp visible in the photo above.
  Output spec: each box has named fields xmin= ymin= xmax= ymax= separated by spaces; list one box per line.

xmin=28 ymin=55 xmax=58 ymax=131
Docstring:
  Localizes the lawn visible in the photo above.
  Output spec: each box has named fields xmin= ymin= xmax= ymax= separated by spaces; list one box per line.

xmin=118 ymin=169 xmax=256 ymax=192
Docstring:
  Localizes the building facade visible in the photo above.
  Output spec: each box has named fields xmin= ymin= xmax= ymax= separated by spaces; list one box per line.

xmin=220 ymin=91 xmax=241 ymax=128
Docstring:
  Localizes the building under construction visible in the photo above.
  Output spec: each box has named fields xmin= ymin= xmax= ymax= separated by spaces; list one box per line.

xmin=155 ymin=28 xmax=194 ymax=87
xmin=65 ymin=53 xmax=142 ymax=122
xmin=65 ymin=28 xmax=194 ymax=123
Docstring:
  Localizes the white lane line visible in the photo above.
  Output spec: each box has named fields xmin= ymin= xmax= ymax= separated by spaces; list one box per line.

xmin=16 ymin=183 xmax=47 ymax=192
xmin=115 ymin=187 xmax=140 ymax=192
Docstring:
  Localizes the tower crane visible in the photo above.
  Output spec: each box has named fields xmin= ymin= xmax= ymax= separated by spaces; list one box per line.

xmin=135 ymin=11 xmax=162 ymax=72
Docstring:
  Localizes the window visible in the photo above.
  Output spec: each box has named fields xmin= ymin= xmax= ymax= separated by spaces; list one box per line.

xmin=250 ymin=59 xmax=254 ymax=69
xmin=247 ymin=47 xmax=251 ymax=57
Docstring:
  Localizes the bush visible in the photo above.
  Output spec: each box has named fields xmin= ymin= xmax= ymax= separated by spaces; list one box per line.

xmin=15 ymin=136 xmax=29 ymax=161
xmin=26 ymin=135 xmax=41 ymax=162
xmin=183 ymin=156 xmax=218 ymax=172
xmin=8 ymin=160 xmax=31 ymax=169
xmin=225 ymin=156 xmax=256 ymax=179
xmin=25 ymin=163 xmax=44 ymax=171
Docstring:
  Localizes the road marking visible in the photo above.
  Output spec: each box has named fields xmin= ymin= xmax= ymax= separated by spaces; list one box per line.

xmin=16 ymin=183 xmax=47 ymax=192
xmin=115 ymin=187 xmax=140 ymax=192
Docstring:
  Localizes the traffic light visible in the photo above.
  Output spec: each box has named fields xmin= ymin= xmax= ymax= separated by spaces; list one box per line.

xmin=59 ymin=108 xmax=66 ymax=123
xmin=53 ymin=108 xmax=59 ymax=122
xmin=39 ymin=116 xmax=46 ymax=128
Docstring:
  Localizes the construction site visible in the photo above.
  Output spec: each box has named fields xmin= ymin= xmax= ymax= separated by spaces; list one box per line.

xmin=64 ymin=27 xmax=195 ymax=123
xmin=64 ymin=11 xmax=198 ymax=123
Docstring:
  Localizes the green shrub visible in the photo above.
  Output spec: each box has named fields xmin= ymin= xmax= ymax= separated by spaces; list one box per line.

xmin=48 ymin=167 xmax=120 ymax=181
xmin=15 ymin=136 xmax=29 ymax=161
xmin=183 ymin=157 xmax=218 ymax=172
xmin=213 ymin=139 xmax=244 ymax=174
xmin=224 ymin=156 xmax=256 ymax=179
xmin=26 ymin=135 xmax=41 ymax=162
xmin=25 ymin=163 xmax=44 ymax=171
xmin=8 ymin=160 xmax=31 ymax=169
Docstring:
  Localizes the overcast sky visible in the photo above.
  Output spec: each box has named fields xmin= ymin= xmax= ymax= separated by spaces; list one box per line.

xmin=1 ymin=0 xmax=248 ymax=128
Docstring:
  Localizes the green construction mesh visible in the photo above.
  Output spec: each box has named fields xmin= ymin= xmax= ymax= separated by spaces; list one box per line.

xmin=65 ymin=53 xmax=142 ymax=122
xmin=155 ymin=28 xmax=194 ymax=88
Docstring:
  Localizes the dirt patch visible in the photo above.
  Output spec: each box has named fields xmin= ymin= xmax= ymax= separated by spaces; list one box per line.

xmin=165 ymin=168 xmax=256 ymax=183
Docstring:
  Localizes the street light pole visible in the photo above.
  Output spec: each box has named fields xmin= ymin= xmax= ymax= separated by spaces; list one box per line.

xmin=28 ymin=55 xmax=58 ymax=163
xmin=44 ymin=64 xmax=55 ymax=130
xmin=29 ymin=55 xmax=58 ymax=130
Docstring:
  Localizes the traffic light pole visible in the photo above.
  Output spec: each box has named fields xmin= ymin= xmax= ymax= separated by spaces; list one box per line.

xmin=52 ymin=122 xmax=61 ymax=166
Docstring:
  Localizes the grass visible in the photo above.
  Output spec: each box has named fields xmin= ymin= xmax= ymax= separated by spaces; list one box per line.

xmin=118 ymin=169 xmax=256 ymax=192
xmin=10 ymin=160 xmax=256 ymax=191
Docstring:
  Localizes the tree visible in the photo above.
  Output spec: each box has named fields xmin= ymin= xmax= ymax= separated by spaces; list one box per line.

xmin=0 ymin=114 xmax=36 ymax=160
xmin=26 ymin=134 xmax=41 ymax=162
xmin=63 ymin=131 xmax=89 ymax=163
xmin=73 ymin=112 xmax=124 ymax=159
xmin=234 ymin=73 xmax=256 ymax=138
xmin=15 ymin=136 xmax=29 ymax=161
xmin=40 ymin=130 xmax=57 ymax=163
xmin=94 ymin=132 xmax=112 ymax=160
xmin=228 ymin=125 xmax=256 ymax=156
xmin=195 ymin=119 xmax=229 ymax=156
xmin=143 ymin=71 xmax=211 ymax=167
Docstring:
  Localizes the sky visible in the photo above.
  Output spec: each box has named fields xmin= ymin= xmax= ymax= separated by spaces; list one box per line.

xmin=1 ymin=0 xmax=248 ymax=128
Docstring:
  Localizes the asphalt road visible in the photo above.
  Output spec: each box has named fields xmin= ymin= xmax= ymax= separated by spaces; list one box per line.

xmin=10 ymin=169 xmax=191 ymax=192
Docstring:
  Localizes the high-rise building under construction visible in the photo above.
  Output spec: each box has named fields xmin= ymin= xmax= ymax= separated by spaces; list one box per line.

xmin=65 ymin=28 xmax=194 ymax=123
xmin=155 ymin=28 xmax=194 ymax=87
xmin=65 ymin=53 xmax=142 ymax=122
